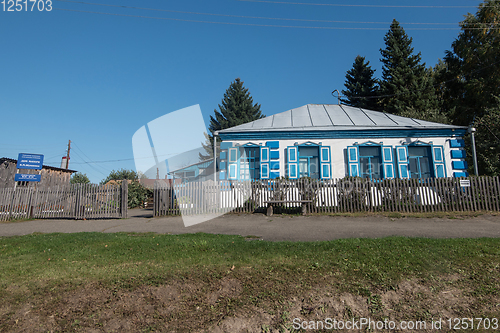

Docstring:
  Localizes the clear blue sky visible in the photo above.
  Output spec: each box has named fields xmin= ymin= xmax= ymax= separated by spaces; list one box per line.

xmin=0 ymin=0 xmax=483 ymax=183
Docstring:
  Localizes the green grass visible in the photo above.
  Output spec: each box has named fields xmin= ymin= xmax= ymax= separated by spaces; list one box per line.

xmin=1 ymin=233 xmax=500 ymax=331
xmin=1 ymin=233 xmax=499 ymax=292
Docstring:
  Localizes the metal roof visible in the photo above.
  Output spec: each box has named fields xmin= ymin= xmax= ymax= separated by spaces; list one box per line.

xmin=0 ymin=157 xmax=77 ymax=173
xmin=218 ymin=104 xmax=466 ymax=134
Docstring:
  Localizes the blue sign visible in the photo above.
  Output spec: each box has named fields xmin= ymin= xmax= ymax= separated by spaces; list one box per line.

xmin=15 ymin=174 xmax=41 ymax=182
xmin=17 ymin=153 xmax=44 ymax=170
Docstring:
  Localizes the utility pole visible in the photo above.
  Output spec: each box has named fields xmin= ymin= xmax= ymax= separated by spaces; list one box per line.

xmin=214 ymin=132 xmax=218 ymax=183
xmin=469 ymin=127 xmax=479 ymax=176
xmin=66 ymin=140 xmax=71 ymax=169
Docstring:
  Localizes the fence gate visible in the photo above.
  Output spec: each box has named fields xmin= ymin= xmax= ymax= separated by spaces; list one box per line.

xmin=0 ymin=182 xmax=128 ymax=221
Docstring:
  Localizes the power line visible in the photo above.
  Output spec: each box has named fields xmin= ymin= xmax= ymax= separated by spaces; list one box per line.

xmin=71 ymin=142 xmax=112 ymax=175
xmin=235 ymin=0 xmax=493 ymax=9
xmin=55 ymin=0 xmax=470 ymax=26
xmin=70 ymin=149 xmax=109 ymax=177
xmin=338 ymin=59 xmax=500 ymax=100
xmin=53 ymin=1 xmax=500 ymax=30
xmin=55 ymin=8 xmax=496 ymax=30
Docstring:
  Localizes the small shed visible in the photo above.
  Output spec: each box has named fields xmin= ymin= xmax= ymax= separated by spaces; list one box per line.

xmin=169 ymin=159 xmax=215 ymax=183
xmin=0 ymin=157 xmax=77 ymax=189
xmin=217 ymin=104 xmax=468 ymax=181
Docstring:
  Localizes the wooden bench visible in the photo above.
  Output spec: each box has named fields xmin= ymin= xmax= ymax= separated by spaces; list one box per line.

xmin=263 ymin=200 xmax=313 ymax=216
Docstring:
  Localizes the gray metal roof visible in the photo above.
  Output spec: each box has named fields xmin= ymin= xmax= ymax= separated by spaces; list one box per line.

xmin=218 ymin=104 xmax=466 ymax=133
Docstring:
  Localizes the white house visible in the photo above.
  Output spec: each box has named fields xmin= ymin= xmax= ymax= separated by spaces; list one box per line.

xmin=217 ymin=104 xmax=468 ymax=181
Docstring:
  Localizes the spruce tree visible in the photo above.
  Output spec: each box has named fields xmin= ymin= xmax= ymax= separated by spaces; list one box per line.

xmin=200 ymin=78 xmax=264 ymax=159
xmin=340 ymin=55 xmax=379 ymax=110
xmin=443 ymin=0 xmax=500 ymax=126
xmin=379 ymin=19 xmax=438 ymax=115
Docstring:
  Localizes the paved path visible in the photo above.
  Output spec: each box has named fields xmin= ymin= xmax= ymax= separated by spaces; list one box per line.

xmin=1 ymin=209 xmax=500 ymax=241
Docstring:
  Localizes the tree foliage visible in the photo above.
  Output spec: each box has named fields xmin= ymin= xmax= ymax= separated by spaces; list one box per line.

xmin=379 ymin=19 xmax=438 ymax=115
xmin=201 ymin=78 xmax=264 ymax=159
xmin=442 ymin=0 xmax=500 ymax=126
xmin=100 ymin=169 xmax=137 ymax=185
xmin=472 ymin=97 xmax=500 ymax=176
xmin=128 ymin=181 xmax=153 ymax=209
xmin=340 ymin=55 xmax=380 ymax=110
xmin=70 ymin=172 xmax=90 ymax=184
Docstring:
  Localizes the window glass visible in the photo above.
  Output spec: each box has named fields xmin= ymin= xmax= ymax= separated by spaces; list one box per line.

xmin=298 ymin=146 xmax=319 ymax=179
xmin=359 ymin=146 xmax=382 ymax=180
xmin=408 ymin=146 xmax=433 ymax=179
xmin=239 ymin=147 xmax=260 ymax=180
xmin=359 ymin=146 xmax=379 ymax=157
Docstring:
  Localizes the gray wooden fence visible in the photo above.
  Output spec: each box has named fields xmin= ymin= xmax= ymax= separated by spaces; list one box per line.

xmin=0 ymin=182 xmax=128 ymax=221
xmin=154 ymin=176 xmax=500 ymax=216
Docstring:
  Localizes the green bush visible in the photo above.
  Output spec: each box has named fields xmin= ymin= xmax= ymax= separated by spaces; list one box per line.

xmin=127 ymin=181 xmax=153 ymax=209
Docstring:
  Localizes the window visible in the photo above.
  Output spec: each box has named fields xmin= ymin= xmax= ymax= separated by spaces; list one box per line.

xmin=298 ymin=146 xmax=319 ymax=179
xmin=239 ymin=147 xmax=260 ymax=180
xmin=408 ymin=146 xmax=433 ymax=179
xmin=359 ymin=146 xmax=382 ymax=180
xmin=348 ymin=143 xmax=394 ymax=179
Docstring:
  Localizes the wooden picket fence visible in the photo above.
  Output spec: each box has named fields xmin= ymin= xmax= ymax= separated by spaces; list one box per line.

xmin=154 ymin=176 xmax=500 ymax=216
xmin=0 ymin=182 xmax=128 ymax=221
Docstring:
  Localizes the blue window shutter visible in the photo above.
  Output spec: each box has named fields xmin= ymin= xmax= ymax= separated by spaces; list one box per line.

xmin=347 ymin=146 xmax=359 ymax=177
xmin=269 ymin=171 xmax=280 ymax=179
xmin=452 ymin=160 xmax=468 ymax=170
xmin=261 ymin=163 xmax=269 ymax=179
xmin=265 ymin=141 xmax=279 ymax=149
xmin=287 ymin=146 xmax=298 ymax=179
xmin=382 ymin=146 xmax=394 ymax=179
xmin=261 ymin=147 xmax=269 ymax=162
xmin=270 ymin=161 xmax=280 ymax=170
xmin=433 ymin=146 xmax=444 ymax=163
xmin=228 ymin=164 xmax=237 ymax=179
xmin=449 ymin=139 xmax=465 ymax=148
xmin=260 ymin=146 xmax=270 ymax=180
xmin=228 ymin=148 xmax=239 ymax=180
xmin=229 ymin=148 xmax=238 ymax=163
xmin=432 ymin=145 xmax=446 ymax=178
xmin=320 ymin=146 xmax=331 ymax=179
xmin=396 ymin=146 xmax=409 ymax=179
xmin=220 ymin=141 xmax=233 ymax=150
xmin=453 ymin=171 xmax=469 ymax=178
xmin=450 ymin=150 xmax=466 ymax=159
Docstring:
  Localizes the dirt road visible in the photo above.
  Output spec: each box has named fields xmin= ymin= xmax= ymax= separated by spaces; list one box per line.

xmin=1 ymin=209 xmax=500 ymax=241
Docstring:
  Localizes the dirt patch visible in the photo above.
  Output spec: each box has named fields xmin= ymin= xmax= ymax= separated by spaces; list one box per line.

xmin=1 ymin=276 xmax=499 ymax=332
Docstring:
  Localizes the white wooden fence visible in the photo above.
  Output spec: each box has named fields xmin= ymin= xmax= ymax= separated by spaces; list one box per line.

xmin=154 ymin=177 xmax=500 ymax=216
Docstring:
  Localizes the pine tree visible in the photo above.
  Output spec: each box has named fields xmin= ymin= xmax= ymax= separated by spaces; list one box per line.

xmin=340 ymin=55 xmax=380 ymax=110
xmin=379 ymin=19 xmax=438 ymax=115
xmin=442 ymin=0 xmax=500 ymax=126
xmin=200 ymin=78 xmax=264 ymax=159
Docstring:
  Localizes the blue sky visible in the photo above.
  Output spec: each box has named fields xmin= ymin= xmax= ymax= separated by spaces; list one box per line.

xmin=0 ymin=0 xmax=483 ymax=183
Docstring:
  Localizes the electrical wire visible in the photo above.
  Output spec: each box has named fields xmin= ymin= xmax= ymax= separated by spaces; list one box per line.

xmin=54 ymin=0 xmax=473 ymax=26
xmin=71 ymin=145 xmax=111 ymax=176
xmin=54 ymin=8 xmax=496 ymax=30
xmin=338 ymin=59 xmax=500 ymax=100
xmin=235 ymin=0 xmax=495 ymax=9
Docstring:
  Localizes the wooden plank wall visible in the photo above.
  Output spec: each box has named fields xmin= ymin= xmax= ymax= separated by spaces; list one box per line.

xmin=0 ymin=160 xmax=73 ymax=189
xmin=0 ymin=183 xmax=124 ymax=221
xmin=153 ymin=177 xmax=500 ymax=217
